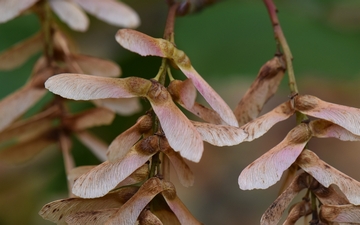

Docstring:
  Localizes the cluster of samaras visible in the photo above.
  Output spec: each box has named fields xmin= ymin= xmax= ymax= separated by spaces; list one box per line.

xmin=1 ymin=1 xmax=360 ymax=225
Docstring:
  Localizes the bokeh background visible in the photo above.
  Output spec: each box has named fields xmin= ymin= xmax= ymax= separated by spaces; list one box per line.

xmin=1 ymin=0 xmax=360 ymax=224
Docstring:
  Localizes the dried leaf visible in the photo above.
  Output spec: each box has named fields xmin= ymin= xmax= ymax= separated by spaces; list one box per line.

xmin=161 ymin=182 xmax=203 ymax=225
xmin=72 ymin=136 xmax=159 ymax=198
xmin=107 ymin=114 xmax=152 ymax=162
xmin=0 ymin=133 xmax=56 ymax=164
xmin=321 ymin=204 xmax=360 ymax=223
xmin=0 ymin=84 xmax=46 ymax=132
xmin=239 ymin=123 xmax=312 ymax=190
xmin=49 ymin=0 xmax=89 ymax=32
xmin=39 ymin=186 xmax=138 ymax=224
xmin=116 ymin=29 xmax=238 ymax=127
xmin=297 ymin=149 xmax=360 ymax=205
xmin=73 ymin=0 xmax=140 ymax=28
xmin=147 ymin=81 xmax=203 ymax=163
xmin=294 ymin=95 xmax=360 ymax=136
xmin=0 ymin=0 xmax=39 ymax=23
xmin=310 ymin=119 xmax=360 ymax=141
xmin=72 ymin=54 xmax=121 ymax=77
xmin=75 ymin=131 xmax=108 ymax=161
xmin=161 ymin=143 xmax=194 ymax=187
xmin=45 ymin=74 xmax=151 ymax=100
xmin=105 ymin=177 xmax=166 ymax=225
xmin=234 ymin=56 xmax=285 ymax=126
xmin=93 ymin=98 xmax=142 ymax=115
xmin=192 ymin=121 xmax=247 ymax=146
xmin=64 ymin=107 xmax=115 ymax=131
xmin=261 ymin=173 xmax=308 ymax=225
xmin=0 ymin=32 xmax=42 ymax=70
xmin=241 ymin=101 xmax=295 ymax=142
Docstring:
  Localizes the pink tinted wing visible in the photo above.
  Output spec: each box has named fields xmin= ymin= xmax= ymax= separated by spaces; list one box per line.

xmin=93 ymin=98 xmax=142 ymax=116
xmin=310 ymin=119 xmax=360 ymax=141
xmin=241 ymin=101 xmax=294 ymax=142
xmin=49 ymin=0 xmax=89 ymax=32
xmin=45 ymin=74 xmax=151 ymax=100
xmin=116 ymin=29 xmax=167 ymax=57
xmin=0 ymin=0 xmax=39 ymax=23
xmin=238 ymin=123 xmax=312 ymax=190
xmin=73 ymin=0 xmax=140 ymax=28
xmin=107 ymin=115 xmax=152 ymax=162
xmin=192 ymin=121 xmax=247 ymax=146
xmin=72 ymin=138 xmax=158 ymax=198
xmin=295 ymin=95 xmax=360 ymax=136
xmin=71 ymin=54 xmax=121 ymax=77
xmin=234 ymin=56 xmax=285 ymax=126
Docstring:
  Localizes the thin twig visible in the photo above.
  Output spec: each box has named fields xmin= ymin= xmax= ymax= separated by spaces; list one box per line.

xmin=263 ymin=0 xmax=298 ymax=94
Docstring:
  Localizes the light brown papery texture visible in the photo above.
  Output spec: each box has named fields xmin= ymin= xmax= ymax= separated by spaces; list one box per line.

xmin=192 ymin=121 xmax=247 ymax=146
xmin=238 ymin=123 xmax=312 ymax=190
xmin=320 ymin=204 xmax=360 ymax=223
xmin=310 ymin=119 xmax=360 ymax=141
xmin=0 ymin=84 xmax=46 ymax=132
xmin=73 ymin=0 xmax=140 ymax=28
xmin=93 ymin=98 xmax=142 ymax=115
xmin=71 ymin=54 xmax=121 ymax=77
xmin=45 ymin=74 xmax=151 ymax=100
xmin=241 ymin=101 xmax=295 ymax=142
xmin=49 ymin=0 xmax=89 ymax=31
xmin=75 ymin=131 xmax=108 ymax=161
xmin=104 ymin=178 xmax=165 ymax=225
xmin=72 ymin=137 xmax=159 ymax=198
xmin=161 ymin=146 xmax=194 ymax=187
xmin=282 ymin=200 xmax=311 ymax=225
xmin=0 ymin=0 xmax=39 ymax=23
xmin=0 ymin=134 xmax=56 ymax=164
xmin=162 ymin=193 xmax=203 ymax=225
xmin=107 ymin=114 xmax=152 ymax=162
xmin=117 ymin=29 xmax=238 ymax=127
xmin=0 ymin=106 xmax=56 ymax=143
xmin=40 ymin=186 xmax=138 ymax=224
xmin=261 ymin=173 xmax=308 ymax=225
xmin=138 ymin=209 xmax=163 ymax=225
xmin=234 ymin=56 xmax=285 ymax=126
xmin=0 ymin=32 xmax=43 ymax=70
xmin=66 ymin=208 xmax=118 ymax=225
xmin=295 ymin=94 xmax=360 ymax=136
xmin=297 ymin=149 xmax=360 ymax=205
xmin=65 ymin=107 xmax=115 ymax=131
xmin=147 ymin=82 xmax=203 ymax=163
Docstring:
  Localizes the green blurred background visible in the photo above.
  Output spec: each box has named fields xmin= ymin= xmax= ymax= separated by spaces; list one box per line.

xmin=1 ymin=0 xmax=360 ymax=224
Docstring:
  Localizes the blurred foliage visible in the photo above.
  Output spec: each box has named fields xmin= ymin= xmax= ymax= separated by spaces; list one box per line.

xmin=0 ymin=0 xmax=360 ymax=224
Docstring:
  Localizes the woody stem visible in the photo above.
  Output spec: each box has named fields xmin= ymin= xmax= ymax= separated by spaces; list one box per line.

xmin=263 ymin=0 xmax=297 ymax=94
